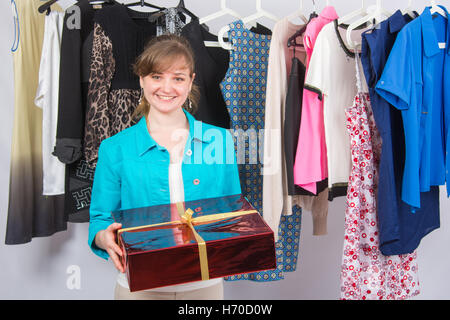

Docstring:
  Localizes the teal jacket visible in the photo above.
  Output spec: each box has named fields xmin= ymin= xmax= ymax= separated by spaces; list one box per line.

xmin=88 ymin=110 xmax=242 ymax=259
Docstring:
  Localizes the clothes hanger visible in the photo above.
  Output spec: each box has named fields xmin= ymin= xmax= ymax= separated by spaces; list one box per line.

xmin=125 ymin=0 xmax=164 ymax=11
xmin=38 ymin=0 xmax=58 ymax=15
xmin=199 ymin=0 xmax=242 ymax=25
xmin=286 ymin=0 xmax=322 ymax=49
xmin=218 ymin=0 xmax=279 ymax=50
xmin=430 ymin=0 xmax=447 ymax=18
xmin=176 ymin=0 xmax=198 ymax=21
xmin=284 ymin=0 xmax=308 ymax=24
xmin=345 ymin=0 xmax=391 ymax=49
xmin=337 ymin=0 xmax=367 ymax=25
xmin=402 ymin=0 xmax=416 ymax=19
xmin=198 ymin=0 xmax=242 ymax=47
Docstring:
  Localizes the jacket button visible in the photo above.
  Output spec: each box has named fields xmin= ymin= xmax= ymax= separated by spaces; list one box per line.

xmin=193 ymin=179 xmax=200 ymax=185
xmin=186 ymin=149 xmax=192 ymax=156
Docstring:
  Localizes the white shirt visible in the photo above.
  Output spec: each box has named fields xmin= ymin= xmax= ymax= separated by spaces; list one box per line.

xmin=117 ymin=161 xmax=222 ymax=292
xmin=304 ymin=22 xmax=368 ymax=189
xmin=34 ymin=11 xmax=65 ymax=195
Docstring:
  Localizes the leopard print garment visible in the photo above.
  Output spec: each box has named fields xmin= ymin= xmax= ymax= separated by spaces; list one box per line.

xmin=84 ymin=11 xmax=186 ymax=168
xmin=84 ymin=23 xmax=139 ymax=167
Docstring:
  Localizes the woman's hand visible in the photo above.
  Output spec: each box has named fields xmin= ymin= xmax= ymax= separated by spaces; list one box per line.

xmin=95 ymin=223 xmax=125 ymax=273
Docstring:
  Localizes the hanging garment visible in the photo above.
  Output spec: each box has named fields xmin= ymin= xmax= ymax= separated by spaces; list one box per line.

xmin=376 ymin=5 xmax=450 ymax=209
xmin=303 ymin=20 xmax=369 ymax=200
xmin=262 ymin=17 xmax=329 ymax=239
xmin=34 ymin=10 xmax=65 ymax=196
xmin=340 ymin=55 xmax=420 ymax=300
xmin=84 ymin=4 xmax=185 ymax=167
xmin=361 ymin=10 xmax=440 ymax=256
xmin=54 ymin=0 xmax=116 ymax=223
xmin=181 ymin=19 xmax=231 ymax=129
xmin=284 ymin=57 xmax=329 ymax=235
xmin=5 ymin=0 xmax=65 ymax=245
xmin=221 ymin=20 xmax=301 ymax=282
xmin=293 ymin=6 xmax=338 ymax=194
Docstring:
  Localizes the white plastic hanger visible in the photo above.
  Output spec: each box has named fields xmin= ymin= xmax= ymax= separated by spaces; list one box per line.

xmin=338 ymin=0 xmax=367 ymax=25
xmin=218 ymin=0 xmax=279 ymax=50
xmin=346 ymin=0 xmax=391 ymax=49
xmin=198 ymin=0 xmax=242 ymax=47
xmin=284 ymin=0 xmax=308 ymax=24
xmin=199 ymin=0 xmax=242 ymax=25
xmin=402 ymin=0 xmax=416 ymax=19
xmin=430 ymin=0 xmax=447 ymax=17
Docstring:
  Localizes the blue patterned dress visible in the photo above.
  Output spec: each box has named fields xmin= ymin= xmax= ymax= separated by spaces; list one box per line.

xmin=220 ymin=20 xmax=302 ymax=282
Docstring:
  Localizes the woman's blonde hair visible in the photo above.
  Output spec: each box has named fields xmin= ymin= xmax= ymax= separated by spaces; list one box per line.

xmin=132 ymin=34 xmax=200 ymax=120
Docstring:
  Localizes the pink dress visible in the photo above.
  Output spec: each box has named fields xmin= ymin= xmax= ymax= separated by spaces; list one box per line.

xmin=293 ymin=6 xmax=338 ymax=194
xmin=340 ymin=57 xmax=420 ymax=300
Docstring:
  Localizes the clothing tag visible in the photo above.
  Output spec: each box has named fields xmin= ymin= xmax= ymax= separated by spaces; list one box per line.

xmin=156 ymin=25 xmax=163 ymax=36
xmin=439 ymin=42 xmax=446 ymax=49
xmin=93 ymin=4 xmax=102 ymax=10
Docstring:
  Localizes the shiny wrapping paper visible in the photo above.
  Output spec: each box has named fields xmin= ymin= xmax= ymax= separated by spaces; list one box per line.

xmin=112 ymin=194 xmax=276 ymax=292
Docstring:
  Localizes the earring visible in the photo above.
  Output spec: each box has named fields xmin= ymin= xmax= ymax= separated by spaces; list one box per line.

xmin=184 ymin=98 xmax=192 ymax=112
xmin=139 ymin=88 xmax=144 ymax=103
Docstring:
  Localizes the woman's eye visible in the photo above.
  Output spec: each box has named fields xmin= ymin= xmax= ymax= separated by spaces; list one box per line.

xmin=151 ymin=75 xmax=161 ymax=80
xmin=175 ymin=77 xmax=185 ymax=82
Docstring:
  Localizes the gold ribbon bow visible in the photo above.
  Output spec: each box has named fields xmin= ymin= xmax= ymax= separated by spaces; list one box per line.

xmin=117 ymin=202 xmax=257 ymax=281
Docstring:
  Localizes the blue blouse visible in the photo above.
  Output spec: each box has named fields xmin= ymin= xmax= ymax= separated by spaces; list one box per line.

xmin=376 ymin=6 xmax=450 ymax=209
xmin=362 ymin=10 xmax=440 ymax=255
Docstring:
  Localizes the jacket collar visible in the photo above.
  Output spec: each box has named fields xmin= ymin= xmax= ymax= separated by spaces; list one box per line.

xmin=135 ymin=109 xmax=206 ymax=156
xmin=388 ymin=10 xmax=408 ymax=33
xmin=421 ymin=5 xmax=450 ymax=57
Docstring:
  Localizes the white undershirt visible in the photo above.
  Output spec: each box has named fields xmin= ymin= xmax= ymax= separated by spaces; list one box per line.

xmin=117 ymin=161 xmax=222 ymax=292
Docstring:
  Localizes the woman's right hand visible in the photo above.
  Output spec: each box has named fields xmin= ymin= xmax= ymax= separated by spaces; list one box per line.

xmin=95 ymin=223 xmax=125 ymax=273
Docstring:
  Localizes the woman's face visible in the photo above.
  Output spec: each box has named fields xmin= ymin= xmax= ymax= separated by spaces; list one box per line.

xmin=140 ymin=57 xmax=194 ymax=115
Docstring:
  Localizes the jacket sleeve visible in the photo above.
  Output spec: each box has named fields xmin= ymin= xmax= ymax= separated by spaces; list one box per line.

xmin=54 ymin=7 xmax=84 ymax=164
xmin=88 ymin=140 xmax=121 ymax=260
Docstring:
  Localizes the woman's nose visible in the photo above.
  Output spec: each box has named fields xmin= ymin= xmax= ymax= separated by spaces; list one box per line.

xmin=160 ymin=78 xmax=173 ymax=93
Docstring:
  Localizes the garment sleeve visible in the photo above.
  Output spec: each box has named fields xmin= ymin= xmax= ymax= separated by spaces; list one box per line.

xmin=54 ymin=9 xmax=84 ymax=164
xmin=88 ymin=140 xmax=121 ymax=260
xmin=375 ymin=29 xmax=413 ymax=111
xmin=34 ymin=15 xmax=50 ymax=111
xmin=376 ymin=28 xmax=421 ymax=208
xmin=262 ymin=26 xmax=287 ymax=242
xmin=310 ymin=188 xmax=329 ymax=236
xmin=84 ymin=22 xmax=115 ymax=166
xmin=304 ymin=30 xmax=330 ymax=100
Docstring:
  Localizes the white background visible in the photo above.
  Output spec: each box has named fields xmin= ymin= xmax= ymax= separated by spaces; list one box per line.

xmin=0 ymin=0 xmax=449 ymax=300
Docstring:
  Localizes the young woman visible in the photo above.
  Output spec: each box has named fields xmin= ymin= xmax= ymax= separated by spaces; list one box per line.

xmin=88 ymin=34 xmax=242 ymax=300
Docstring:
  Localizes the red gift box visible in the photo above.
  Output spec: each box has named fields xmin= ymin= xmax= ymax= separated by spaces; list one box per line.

xmin=112 ymin=194 xmax=277 ymax=292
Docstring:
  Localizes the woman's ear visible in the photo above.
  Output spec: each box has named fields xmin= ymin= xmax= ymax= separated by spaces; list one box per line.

xmin=139 ymin=76 xmax=144 ymax=89
xmin=189 ymin=73 xmax=196 ymax=90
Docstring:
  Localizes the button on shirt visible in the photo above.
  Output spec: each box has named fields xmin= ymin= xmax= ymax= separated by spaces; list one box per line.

xmin=88 ymin=110 xmax=242 ymax=259
xmin=362 ymin=10 xmax=440 ymax=255
xmin=376 ymin=6 xmax=450 ymax=209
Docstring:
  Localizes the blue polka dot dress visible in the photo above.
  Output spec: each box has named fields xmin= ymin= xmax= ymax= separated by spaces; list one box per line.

xmin=220 ymin=20 xmax=302 ymax=282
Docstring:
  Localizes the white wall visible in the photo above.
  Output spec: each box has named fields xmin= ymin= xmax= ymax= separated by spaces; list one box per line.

xmin=0 ymin=0 xmax=449 ymax=300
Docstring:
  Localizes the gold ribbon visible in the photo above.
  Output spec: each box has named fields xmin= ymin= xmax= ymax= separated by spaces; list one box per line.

xmin=117 ymin=203 xmax=257 ymax=281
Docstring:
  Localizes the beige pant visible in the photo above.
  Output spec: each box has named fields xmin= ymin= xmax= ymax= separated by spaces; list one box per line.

xmin=114 ymin=281 xmax=224 ymax=300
